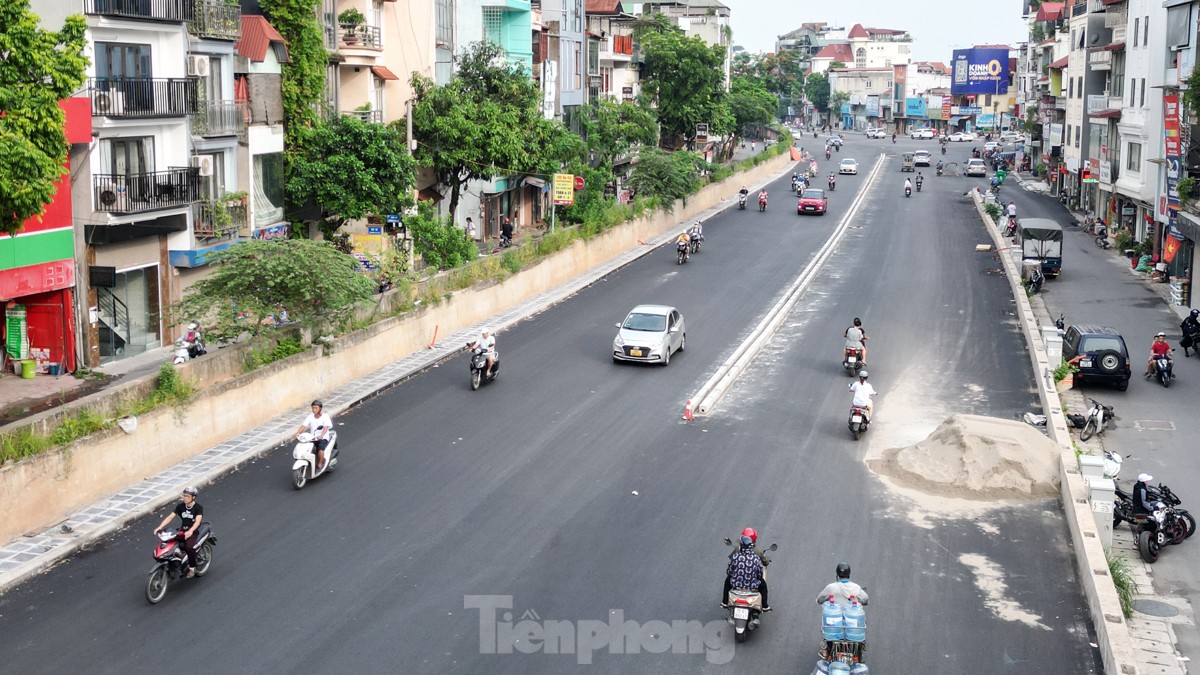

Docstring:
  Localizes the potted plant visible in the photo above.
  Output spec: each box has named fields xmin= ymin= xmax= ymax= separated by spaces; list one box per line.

xmin=338 ymin=8 xmax=365 ymax=45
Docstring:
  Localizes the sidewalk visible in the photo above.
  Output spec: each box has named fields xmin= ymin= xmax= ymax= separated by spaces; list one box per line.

xmin=0 ymin=167 xmax=790 ymax=595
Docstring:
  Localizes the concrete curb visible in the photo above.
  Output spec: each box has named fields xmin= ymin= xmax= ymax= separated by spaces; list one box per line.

xmin=970 ymin=194 xmax=1141 ymax=675
xmin=0 ymin=153 xmax=798 ymax=596
xmin=690 ymin=152 xmax=889 ymax=415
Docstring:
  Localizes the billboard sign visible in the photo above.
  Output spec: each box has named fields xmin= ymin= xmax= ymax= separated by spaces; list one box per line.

xmin=866 ymin=96 xmax=880 ymax=117
xmin=553 ymin=173 xmax=575 ymax=206
xmin=1164 ymin=94 xmax=1183 ymax=238
xmin=951 ymin=48 xmax=1010 ymax=95
xmin=905 ymin=97 xmax=926 ymax=118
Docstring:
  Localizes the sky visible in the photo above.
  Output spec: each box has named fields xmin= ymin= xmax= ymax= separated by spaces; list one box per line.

xmin=719 ymin=0 xmax=1029 ymax=62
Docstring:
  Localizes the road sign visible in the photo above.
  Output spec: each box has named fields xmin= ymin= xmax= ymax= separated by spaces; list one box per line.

xmin=386 ymin=214 xmax=401 ymax=223
xmin=367 ymin=226 xmax=382 ymax=235
xmin=696 ymin=123 xmax=709 ymax=143
xmin=553 ymin=173 xmax=575 ymax=205
xmin=573 ymin=175 xmax=585 ymax=191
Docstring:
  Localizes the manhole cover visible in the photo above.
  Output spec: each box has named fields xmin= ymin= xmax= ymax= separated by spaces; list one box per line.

xmin=1134 ymin=420 xmax=1176 ymax=431
xmin=1133 ymin=599 xmax=1179 ymax=617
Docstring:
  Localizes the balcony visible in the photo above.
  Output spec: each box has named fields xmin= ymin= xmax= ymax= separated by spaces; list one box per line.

xmin=339 ymin=24 xmax=381 ymax=50
xmin=94 ymin=168 xmax=201 ymax=215
xmin=191 ymin=100 xmax=246 ymax=137
xmin=1105 ymin=3 xmax=1127 ymax=28
xmin=1072 ymin=1 xmax=1088 ymax=17
xmin=188 ymin=0 xmax=241 ymax=40
xmin=88 ymin=78 xmax=199 ymax=119
xmin=85 ymin=0 xmax=194 ymax=23
xmin=344 ymin=109 xmax=383 ymax=124
xmin=193 ymin=200 xmax=248 ymax=238
xmin=600 ymin=34 xmax=634 ymax=62
xmin=1089 ymin=50 xmax=1111 ymax=70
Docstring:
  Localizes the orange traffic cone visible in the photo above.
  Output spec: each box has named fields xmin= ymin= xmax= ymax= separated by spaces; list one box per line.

xmin=683 ymin=399 xmax=694 ymax=421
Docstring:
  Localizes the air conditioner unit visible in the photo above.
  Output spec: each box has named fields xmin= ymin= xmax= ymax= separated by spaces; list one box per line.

xmin=192 ymin=154 xmax=215 ymax=177
xmin=92 ymin=90 xmax=125 ymax=116
xmin=187 ymin=55 xmax=210 ymax=77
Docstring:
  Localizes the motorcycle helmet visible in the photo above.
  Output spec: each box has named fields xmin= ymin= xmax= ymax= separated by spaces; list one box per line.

xmin=481 ymin=327 xmax=491 ymax=336
xmin=183 ymin=486 xmax=198 ymax=497
xmin=311 ymin=399 xmax=323 ymax=409
xmin=1138 ymin=473 xmax=1153 ymax=483
xmin=853 ymin=318 xmax=862 ymax=327
xmin=187 ymin=322 xmax=199 ymax=331
xmin=1156 ymin=332 xmax=1167 ymax=338
xmin=858 ymin=370 xmax=868 ymax=379
xmin=740 ymin=527 xmax=757 ymax=544
xmin=1191 ymin=309 xmax=1199 ymax=317
xmin=836 ymin=562 xmax=851 ymax=579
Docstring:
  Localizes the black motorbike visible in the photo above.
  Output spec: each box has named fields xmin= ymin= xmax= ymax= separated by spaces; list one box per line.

xmin=1125 ymin=494 xmax=1194 ymax=563
xmin=468 ymin=343 xmax=499 ymax=390
xmin=915 ymin=180 xmax=923 ymax=193
xmin=1150 ymin=355 xmax=1174 ymax=388
xmin=146 ymin=527 xmax=216 ymax=604
xmin=1182 ymin=325 xmax=1200 ymax=356
xmin=828 ymin=178 xmax=836 ymax=191
xmin=689 ymin=231 xmax=703 ymax=254
xmin=738 ymin=193 xmax=748 ymax=210
xmin=1026 ymin=266 xmax=1045 ymax=294
xmin=1094 ymin=223 xmax=1111 ymax=249
xmin=676 ymin=240 xmax=690 ymax=264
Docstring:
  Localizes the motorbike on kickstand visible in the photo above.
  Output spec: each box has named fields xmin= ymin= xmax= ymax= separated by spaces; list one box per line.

xmin=146 ymin=526 xmax=216 ymax=604
xmin=291 ymin=430 xmax=339 ymax=489
xmin=1078 ymin=398 xmax=1115 ymax=441
xmin=721 ymin=538 xmax=778 ymax=643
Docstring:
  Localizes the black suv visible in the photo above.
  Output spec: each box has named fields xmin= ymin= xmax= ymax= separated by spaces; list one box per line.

xmin=1062 ymin=325 xmax=1131 ymax=391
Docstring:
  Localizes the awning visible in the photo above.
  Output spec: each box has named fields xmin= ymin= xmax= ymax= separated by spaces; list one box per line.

xmin=1049 ymin=55 xmax=1069 ymax=69
xmin=522 ymin=176 xmax=547 ymax=188
xmin=371 ymin=66 xmax=399 ymax=81
xmin=948 ymin=116 xmax=966 ymax=124
xmin=1102 ymin=42 xmax=1125 ymax=51
xmin=1089 ymin=109 xmax=1122 ymax=119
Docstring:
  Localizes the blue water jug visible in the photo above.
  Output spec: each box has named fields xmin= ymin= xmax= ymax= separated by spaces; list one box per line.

xmin=821 ymin=598 xmax=845 ymax=641
xmin=844 ymin=596 xmax=867 ymax=642
xmin=849 ymin=664 xmax=870 ymax=675
xmin=829 ymin=662 xmax=851 ymax=675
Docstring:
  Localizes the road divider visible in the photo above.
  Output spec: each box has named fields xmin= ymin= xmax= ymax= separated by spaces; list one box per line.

xmin=689 ymin=152 xmax=889 ymax=416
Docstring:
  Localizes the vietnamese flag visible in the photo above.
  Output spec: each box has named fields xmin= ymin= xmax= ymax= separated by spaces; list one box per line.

xmin=1164 ymin=235 xmax=1183 ymax=264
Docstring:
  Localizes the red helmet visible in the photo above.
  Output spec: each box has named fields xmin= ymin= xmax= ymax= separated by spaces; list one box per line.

xmin=740 ymin=527 xmax=757 ymax=544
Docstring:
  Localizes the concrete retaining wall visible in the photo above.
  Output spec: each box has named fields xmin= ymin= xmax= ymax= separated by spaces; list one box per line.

xmin=0 ymin=151 xmax=795 ymax=544
xmin=971 ymin=194 xmax=1139 ymax=675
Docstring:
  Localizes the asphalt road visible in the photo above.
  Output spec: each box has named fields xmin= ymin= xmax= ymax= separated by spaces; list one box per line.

xmin=1012 ymin=176 xmax=1200 ymax=658
xmin=0 ymin=135 xmax=1102 ymax=673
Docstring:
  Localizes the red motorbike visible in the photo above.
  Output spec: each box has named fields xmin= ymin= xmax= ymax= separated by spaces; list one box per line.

xmin=146 ymin=526 xmax=216 ymax=604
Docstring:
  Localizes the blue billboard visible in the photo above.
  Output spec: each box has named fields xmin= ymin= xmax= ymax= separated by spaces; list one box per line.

xmin=904 ymin=97 xmax=926 ymax=118
xmin=865 ymin=96 xmax=879 ymax=117
xmin=951 ymin=48 xmax=1010 ymax=95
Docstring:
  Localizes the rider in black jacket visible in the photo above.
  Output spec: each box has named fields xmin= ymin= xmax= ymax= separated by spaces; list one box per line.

xmin=1181 ymin=309 xmax=1200 ymax=356
xmin=1133 ymin=473 xmax=1155 ymax=516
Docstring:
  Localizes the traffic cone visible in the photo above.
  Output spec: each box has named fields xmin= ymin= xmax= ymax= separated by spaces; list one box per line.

xmin=683 ymin=399 xmax=694 ymax=421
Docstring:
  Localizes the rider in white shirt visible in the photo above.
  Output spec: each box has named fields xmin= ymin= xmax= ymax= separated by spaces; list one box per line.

xmin=294 ymin=400 xmax=333 ymax=470
xmin=848 ymin=371 xmax=876 ymax=421
xmin=472 ymin=328 xmax=497 ymax=377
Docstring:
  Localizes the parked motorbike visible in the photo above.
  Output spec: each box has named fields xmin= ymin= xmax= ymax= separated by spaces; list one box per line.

xmin=1078 ymin=398 xmax=1115 ymax=442
xmin=848 ymin=404 xmax=870 ymax=440
xmin=146 ymin=527 xmax=216 ymax=604
xmin=1026 ymin=266 xmax=1045 ymax=294
xmin=468 ymin=343 xmax=499 ymax=390
xmin=291 ymin=430 xmax=339 ymax=489
xmin=1150 ymin=355 xmax=1175 ymax=388
xmin=721 ymin=538 xmax=777 ymax=643
xmin=842 ymin=347 xmax=864 ymax=376
xmin=1095 ymin=222 xmax=1111 ymax=249
xmin=1055 ymin=313 xmax=1066 ymax=331
xmin=1134 ymin=498 xmax=1194 ymax=563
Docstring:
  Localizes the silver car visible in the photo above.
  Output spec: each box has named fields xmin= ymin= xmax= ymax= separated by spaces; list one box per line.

xmin=612 ymin=305 xmax=686 ymax=366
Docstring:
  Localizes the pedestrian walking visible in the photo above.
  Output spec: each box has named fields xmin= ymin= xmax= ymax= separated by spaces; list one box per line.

xmin=465 ymin=217 xmax=477 ymax=241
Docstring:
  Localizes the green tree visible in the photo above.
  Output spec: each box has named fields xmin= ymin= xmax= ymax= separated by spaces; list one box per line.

xmin=581 ymin=99 xmax=658 ymax=168
xmin=286 ymin=114 xmax=416 ymax=232
xmin=410 ymin=42 xmax=581 ymax=221
xmin=0 ymin=2 xmax=88 ymax=236
xmin=728 ymin=76 xmax=778 ymax=132
xmin=174 ymin=239 xmax=376 ymax=343
xmin=635 ymin=13 xmax=733 ymax=148
xmin=260 ymin=0 xmax=326 ymax=148
xmin=625 ymin=147 xmax=702 ymax=208
xmin=405 ymin=202 xmax=477 ymax=270
xmin=805 ymin=72 xmax=831 ymax=112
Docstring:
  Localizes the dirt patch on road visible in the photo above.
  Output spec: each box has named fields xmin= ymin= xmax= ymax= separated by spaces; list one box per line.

xmin=867 ymin=414 xmax=1060 ymax=501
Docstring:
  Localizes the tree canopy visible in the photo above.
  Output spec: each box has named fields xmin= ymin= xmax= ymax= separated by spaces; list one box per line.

xmin=580 ymin=99 xmax=658 ymax=169
xmin=635 ymin=14 xmax=733 ymax=149
xmin=727 ymin=76 xmax=778 ymax=132
xmin=410 ymin=41 xmax=582 ymax=221
xmin=0 ymin=1 xmax=88 ymax=236
xmin=805 ymin=72 xmax=831 ymax=112
xmin=174 ymin=239 xmax=375 ymax=343
xmin=286 ymin=114 xmax=416 ymax=230
xmin=731 ymin=51 xmax=803 ymax=118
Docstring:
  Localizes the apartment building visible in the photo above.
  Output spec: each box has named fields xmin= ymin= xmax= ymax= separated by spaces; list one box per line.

xmin=233 ymin=15 xmax=290 ymax=241
xmin=585 ymin=0 xmax=638 ymax=103
xmin=829 ymin=68 xmax=895 ymax=130
xmin=641 ymin=0 xmax=731 ymax=89
xmin=810 ymin=23 xmax=912 ymax=75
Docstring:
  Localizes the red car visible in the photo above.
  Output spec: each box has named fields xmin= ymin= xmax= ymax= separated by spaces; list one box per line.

xmin=797 ymin=188 xmax=828 ymax=215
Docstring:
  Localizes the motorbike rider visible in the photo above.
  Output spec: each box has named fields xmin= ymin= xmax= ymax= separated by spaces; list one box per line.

xmin=935 ymin=160 xmax=944 ymax=176
xmin=828 ymin=172 xmax=836 ymax=189
xmin=891 ymin=132 xmax=896 ymax=143
xmin=1132 ymin=473 xmax=1156 ymax=516
xmin=758 ymin=189 xmax=769 ymax=207
xmin=844 ymin=318 xmax=868 ymax=364
xmin=915 ymin=172 xmax=924 ymax=190
xmin=904 ymin=178 xmax=913 ymax=195
xmin=1006 ymin=200 xmax=1017 ymax=221
xmin=153 ymin=486 xmax=204 ymax=578
xmin=722 ymin=528 xmax=770 ymax=611
xmin=688 ymin=220 xmax=703 ymax=246
xmin=183 ymin=322 xmax=204 ymax=358
xmin=848 ymin=371 xmax=876 ymax=422
xmin=816 ymin=563 xmax=869 ymax=659
xmin=469 ymin=327 xmax=498 ymax=378
xmin=294 ymin=400 xmax=334 ymax=472
xmin=825 ymin=146 xmax=832 ymax=160
xmin=1145 ymin=332 xmax=1174 ymax=378
xmin=1180 ymin=309 xmax=1200 ymax=356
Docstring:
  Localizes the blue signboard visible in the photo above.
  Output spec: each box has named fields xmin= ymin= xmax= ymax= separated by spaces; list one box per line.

xmin=950 ymin=48 xmax=1010 ymax=95
xmin=367 ymin=226 xmax=382 ymax=235
xmin=977 ymin=113 xmax=996 ymax=130
xmin=905 ymin=97 xmax=927 ymax=118
xmin=959 ymin=105 xmax=983 ymax=115
xmin=840 ymin=102 xmax=851 ymax=114
xmin=386 ymin=214 xmax=401 ymax=223
xmin=865 ymin=96 xmax=880 ymax=117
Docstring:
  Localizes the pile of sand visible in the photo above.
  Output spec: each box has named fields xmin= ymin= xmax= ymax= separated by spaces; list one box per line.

xmin=868 ymin=414 xmax=1061 ymax=500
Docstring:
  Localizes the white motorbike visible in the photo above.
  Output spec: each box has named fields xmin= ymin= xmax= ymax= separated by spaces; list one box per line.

xmin=171 ymin=324 xmax=206 ymax=365
xmin=291 ymin=430 xmax=339 ymax=489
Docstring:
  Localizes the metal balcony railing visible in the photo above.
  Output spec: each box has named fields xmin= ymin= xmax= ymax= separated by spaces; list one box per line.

xmin=85 ymin=0 xmax=194 ymax=23
xmin=340 ymin=24 xmax=381 ymax=49
xmin=94 ymin=168 xmax=201 ymax=214
xmin=189 ymin=0 xmax=241 ymax=40
xmin=344 ymin=109 xmax=383 ymax=124
xmin=191 ymin=100 xmax=246 ymax=137
xmin=88 ymin=78 xmax=199 ymax=118
xmin=1072 ymin=1 xmax=1088 ymax=17
xmin=193 ymin=201 xmax=248 ymax=237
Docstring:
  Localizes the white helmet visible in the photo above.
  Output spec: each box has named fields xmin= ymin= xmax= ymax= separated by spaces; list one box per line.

xmin=1138 ymin=473 xmax=1153 ymax=483
xmin=481 ymin=327 xmax=490 ymax=336
xmin=858 ymin=370 xmax=869 ymax=379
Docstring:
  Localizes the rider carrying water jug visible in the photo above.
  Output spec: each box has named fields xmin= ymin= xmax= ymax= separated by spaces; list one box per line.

xmin=294 ymin=400 xmax=333 ymax=472
xmin=817 ymin=563 xmax=869 ymax=659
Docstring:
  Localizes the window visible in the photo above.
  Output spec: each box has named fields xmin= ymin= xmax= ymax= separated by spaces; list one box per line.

xmin=1078 ymin=77 xmax=1083 ymax=98
xmin=109 ymin=137 xmax=153 ymax=176
xmin=482 ymin=8 xmax=503 ymax=48
xmin=574 ymin=42 xmax=582 ymax=90
xmin=1140 ymin=78 xmax=1146 ymax=107
xmin=198 ymin=150 xmax=225 ymax=199
xmin=1133 ymin=18 xmax=1140 ymax=47
xmin=253 ymin=152 xmax=285 ymax=226
xmin=855 ymin=48 xmax=866 ymax=68
xmin=435 ymin=0 xmax=453 ymax=46
xmin=1069 ymin=78 xmax=1074 ymax=98
xmin=1111 ymin=52 xmax=1124 ymax=96
xmin=1144 ymin=15 xmax=1149 ymax=47
xmin=1075 ymin=126 xmax=1081 ymax=147
xmin=1071 ymin=30 xmax=1077 ymax=49
xmin=1127 ymin=142 xmax=1141 ymax=172
xmin=1130 ymin=78 xmax=1136 ymax=106
xmin=1066 ymin=123 xmax=1072 ymax=143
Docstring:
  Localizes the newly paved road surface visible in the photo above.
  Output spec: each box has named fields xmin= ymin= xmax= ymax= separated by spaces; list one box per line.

xmin=0 ymin=136 xmax=1102 ymax=673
